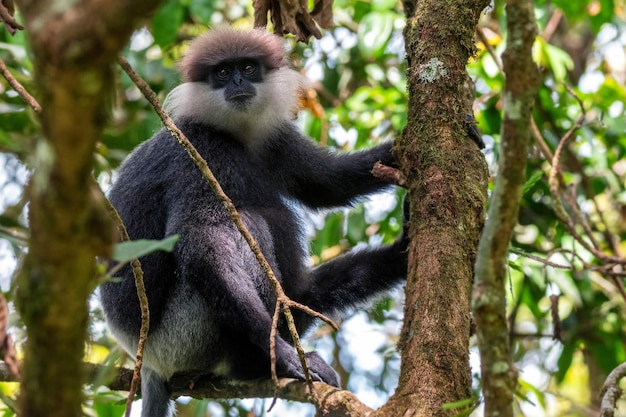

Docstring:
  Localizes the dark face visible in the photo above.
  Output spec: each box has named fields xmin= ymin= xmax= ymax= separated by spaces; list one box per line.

xmin=211 ymin=58 xmax=263 ymax=108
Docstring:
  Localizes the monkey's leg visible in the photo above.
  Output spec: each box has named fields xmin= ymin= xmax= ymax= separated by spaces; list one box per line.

xmin=174 ymin=222 xmax=340 ymax=386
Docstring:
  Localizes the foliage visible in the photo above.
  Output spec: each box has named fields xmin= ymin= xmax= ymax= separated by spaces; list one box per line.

xmin=0 ymin=0 xmax=625 ymax=416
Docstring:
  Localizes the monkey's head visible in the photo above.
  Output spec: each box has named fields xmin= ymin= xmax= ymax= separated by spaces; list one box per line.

xmin=164 ymin=27 xmax=306 ymax=142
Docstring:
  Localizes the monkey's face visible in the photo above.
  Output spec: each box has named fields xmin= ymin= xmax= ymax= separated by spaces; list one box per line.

xmin=163 ymin=63 xmax=303 ymax=143
xmin=210 ymin=58 xmax=264 ymax=111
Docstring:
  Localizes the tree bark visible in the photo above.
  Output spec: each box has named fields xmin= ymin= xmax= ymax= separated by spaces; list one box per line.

xmin=472 ymin=1 xmax=539 ymax=416
xmin=13 ymin=1 xmax=162 ymax=416
xmin=378 ymin=0 xmax=489 ymax=415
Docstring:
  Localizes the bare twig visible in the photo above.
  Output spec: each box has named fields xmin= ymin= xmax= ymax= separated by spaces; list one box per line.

xmin=478 ymin=17 xmax=626 ymax=299
xmin=372 ymin=162 xmax=407 ymax=188
xmin=0 ymin=294 xmax=18 ymax=378
xmin=0 ymin=57 xmax=41 ymax=113
xmin=99 ymin=188 xmax=149 ymax=417
xmin=541 ymin=9 xmax=563 ymax=42
xmin=547 ymin=86 xmax=587 ymax=239
xmin=476 ymin=26 xmax=504 ymax=73
xmin=545 ymin=86 xmax=626 ymax=302
xmin=600 ymin=362 xmax=626 ymax=417
xmin=549 ymin=294 xmax=561 ymax=341
xmin=509 ymin=248 xmax=572 ymax=270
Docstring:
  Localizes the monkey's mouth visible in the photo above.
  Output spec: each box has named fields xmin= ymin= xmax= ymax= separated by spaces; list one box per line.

xmin=225 ymin=91 xmax=256 ymax=109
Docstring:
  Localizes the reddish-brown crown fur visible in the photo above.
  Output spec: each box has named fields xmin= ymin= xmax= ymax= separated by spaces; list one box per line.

xmin=179 ymin=27 xmax=288 ymax=82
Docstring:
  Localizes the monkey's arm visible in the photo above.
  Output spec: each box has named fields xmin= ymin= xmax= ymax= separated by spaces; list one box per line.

xmin=301 ymin=198 xmax=409 ymax=315
xmin=270 ymin=128 xmax=395 ymax=208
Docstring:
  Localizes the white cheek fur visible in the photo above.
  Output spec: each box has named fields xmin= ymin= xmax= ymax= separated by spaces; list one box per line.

xmin=163 ymin=67 xmax=307 ymax=144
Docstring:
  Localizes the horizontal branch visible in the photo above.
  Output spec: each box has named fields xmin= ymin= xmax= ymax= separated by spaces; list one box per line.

xmin=0 ymin=362 xmax=371 ymax=416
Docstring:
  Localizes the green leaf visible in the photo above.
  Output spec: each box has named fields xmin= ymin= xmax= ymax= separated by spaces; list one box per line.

xmin=507 ymin=259 xmax=523 ymax=272
xmin=310 ymin=212 xmax=344 ymax=256
xmin=533 ymin=37 xmax=574 ymax=81
xmin=371 ymin=0 xmax=398 ymax=11
xmin=0 ymin=390 xmax=16 ymax=411
xmin=518 ymin=378 xmax=547 ymax=409
xmin=522 ymin=171 xmax=543 ymax=196
xmin=0 ymin=215 xmax=23 ymax=229
xmin=151 ymin=0 xmax=185 ymax=48
xmin=189 ymin=0 xmax=215 ymax=24
xmin=550 ymin=270 xmax=582 ymax=306
xmin=587 ymin=337 xmax=626 ymax=375
xmin=357 ymin=12 xmax=395 ymax=58
xmin=93 ymin=391 xmax=126 ymax=417
xmin=589 ymin=0 xmax=615 ymax=33
xmin=551 ymin=0 xmax=586 ymax=21
xmin=347 ymin=207 xmax=367 ymax=243
xmin=112 ymin=235 xmax=179 ymax=263
xmin=556 ymin=340 xmax=577 ymax=383
xmin=442 ymin=396 xmax=477 ymax=410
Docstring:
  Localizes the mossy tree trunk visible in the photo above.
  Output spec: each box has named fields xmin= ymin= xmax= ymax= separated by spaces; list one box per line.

xmin=378 ymin=0 xmax=489 ymax=415
xmin=472 ymin=1 xmax=539 ymax=415
xmin=13 ymin=1 xmax=162 ymax=416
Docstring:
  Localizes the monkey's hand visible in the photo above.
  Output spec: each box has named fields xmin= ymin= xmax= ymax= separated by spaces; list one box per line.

xmin=278 ymin=347 xmax=340 ymax=387
xmin=303 ymin=351 xmax=340 ymax=387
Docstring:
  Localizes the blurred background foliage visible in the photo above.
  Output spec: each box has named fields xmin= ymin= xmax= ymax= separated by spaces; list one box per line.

xmin=0 ymin=0 xmax=625 ymax=416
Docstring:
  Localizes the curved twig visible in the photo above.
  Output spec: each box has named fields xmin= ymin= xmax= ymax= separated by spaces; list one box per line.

xmin=98 ymin=185 xmax=148 ymax=417
xmin=600 ymin=362 xmax=626 ymax=417
xmin=0 ymin=57 xmax=41 ymax=112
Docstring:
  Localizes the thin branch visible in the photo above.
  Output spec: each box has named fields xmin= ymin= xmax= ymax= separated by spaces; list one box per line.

xmin=0 ymin=294 xmax=18 ymax=378
xmin=549 ymin=294 xmax=562 ymax=341
xmin=600 ymin=362 xmax=626 ymax=417
xmin=372 ymin=162 xmax=406 ymax=188
xmin=99 ymin=186 xmax=149 ymax=417
xmin=547 ymin=87 xmax=589 ymax=243
xmin=282 ymin=303 xmax=318 ymax=401
xmin=509 ymin=248 xmax=572 ymax=270
xmin=0 ymin=57 xmax=41 ymax=113
xmin=476 ymin=26 xmax=504 ymax=73
xmin=478 ymin=16 xmax=626 ymax=299
xmin=541 ymin=9 xmax=563 ymax=42
xmin=117 ymin=55 xmax=339 ymax=399
xmin=0 ymin=360 xmax=369 ymax=416
xmin=509 ymin=332 xmax=555 ymax=339
xmin=544 ymin=86 xmax=626 ymax=304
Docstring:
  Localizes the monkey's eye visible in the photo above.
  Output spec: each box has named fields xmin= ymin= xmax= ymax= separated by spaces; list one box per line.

xmin=242 ymin=64 xmax=256 ymax=75
xmin=215 ymin=66 xmax=231 ymax=79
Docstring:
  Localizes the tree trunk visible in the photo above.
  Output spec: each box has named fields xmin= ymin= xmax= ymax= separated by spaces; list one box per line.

xmin=13 ymin=1 xmax=162 ymax=416
xmin=378 ymin=0 xmax=489 ymax=415
xmin=472 ymin=1 xmax=539 ymax=415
